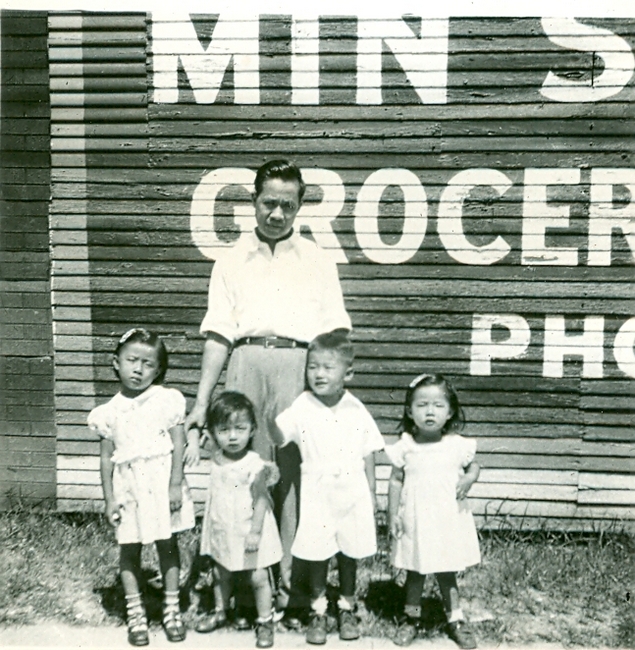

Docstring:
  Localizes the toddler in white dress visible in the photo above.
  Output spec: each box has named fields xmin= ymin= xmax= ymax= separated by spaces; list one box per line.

xmin=195 ymin=391 xmax=282 ymax=649
xmin=273 ymin=331 xmax=384 ymax=645
xmin=386 ymin=373 xmax=481 ymax=650
xmin=89 ymin=328 xmax=194 ymax=647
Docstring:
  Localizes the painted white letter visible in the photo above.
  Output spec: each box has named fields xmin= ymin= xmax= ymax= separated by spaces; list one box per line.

xmin=543 ymin=315 xmax=605 ymax=378
xmin=470 ymin=314 xmax=531 ymax=376
xmin=291 ymin=15 xmax=319 ymax=105
xmin=354 ymin=168 xmax=427 ymax=264
xmin=357 ymin=17 xmax=448 ymax=105
xmin=438 ymin=168 xmax=512 ymax=265
xmin=614 ymin=317 xmax=635 ymax=379
xmin=296 ymin=168 xmax=347 ymax=263
xmin=588 ymin=168 xmax=635 ymax=266
xmin=522 ymin=168 xmax=580 ymax=266
xmin=152 ymin=13 xmax=259 ymax=104
xmin=540 ymin=18 xmax=634 ymax=102
xmin=190 ymin=168 xmax=255 ymax=260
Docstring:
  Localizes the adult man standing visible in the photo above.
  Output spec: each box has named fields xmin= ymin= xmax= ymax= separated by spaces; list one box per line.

xmin=184 ymin=160 xmax=352 ymax=624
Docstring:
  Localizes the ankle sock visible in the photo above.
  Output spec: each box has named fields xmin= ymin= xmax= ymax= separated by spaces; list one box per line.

xmin=447 ymin=608 xmax=464 ymax=623
xmin=404 ymin=604 xmax=421 ymax=619
xmin=311 ymin=595 xmax=328 ymax=616
xmin=337 ymin=595 xmax=355 ymax=611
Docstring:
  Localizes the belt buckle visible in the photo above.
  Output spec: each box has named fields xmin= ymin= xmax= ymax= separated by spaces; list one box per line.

xmin=264 ymin=337 xmax=276 ymax=349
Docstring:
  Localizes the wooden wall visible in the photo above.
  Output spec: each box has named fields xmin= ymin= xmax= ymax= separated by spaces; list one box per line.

xmin=0 ymin=11 xmax=56 ymax=508
xmin=45 ymin=12 xmax=634 ymax=530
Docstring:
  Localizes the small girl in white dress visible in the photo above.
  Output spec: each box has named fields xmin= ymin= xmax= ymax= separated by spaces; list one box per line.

xmin=195 ymin=391 xmax=282 ymax=649
xmin=89 ymin=328 xmax=195 ymax=647
xmin=386 ymin=374 xmax=481 ymax=650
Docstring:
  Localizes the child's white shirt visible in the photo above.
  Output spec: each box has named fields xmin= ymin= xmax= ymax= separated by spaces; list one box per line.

xmin=275 ymin=390 xmax=384 ymax=561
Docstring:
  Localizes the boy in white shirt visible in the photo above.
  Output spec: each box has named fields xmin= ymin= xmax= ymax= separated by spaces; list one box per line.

xmin=272 ymin=331 xmax=384 ymax=645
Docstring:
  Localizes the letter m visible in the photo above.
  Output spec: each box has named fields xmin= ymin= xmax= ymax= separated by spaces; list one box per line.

xmin=152 ymin=13 xmax=259 ymax=104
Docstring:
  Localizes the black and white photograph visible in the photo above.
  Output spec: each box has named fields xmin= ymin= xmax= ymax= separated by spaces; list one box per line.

xmin=0 ymin=0 xmax=633 ymax=648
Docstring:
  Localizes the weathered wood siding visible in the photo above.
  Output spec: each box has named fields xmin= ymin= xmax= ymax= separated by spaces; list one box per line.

xmin=47 ymin=13 xmax=634 ymax=530
xmin=0 ymin=10 xmax=55 ymax=508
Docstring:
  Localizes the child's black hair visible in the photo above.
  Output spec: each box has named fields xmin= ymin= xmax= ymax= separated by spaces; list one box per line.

xmin=206 ymin=391 xmax=257 ymax=449
xmin=399 ymin=373 xmax=465 ymax=436
xmin=307 ymin=329 xmax=354 ymax=366
xmin=113 ymin=327 xmax=169 ymax=384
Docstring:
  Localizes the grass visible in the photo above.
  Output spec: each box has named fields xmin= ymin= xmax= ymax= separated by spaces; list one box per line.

xmin=0 ymin=503 xmax=633 ymax=647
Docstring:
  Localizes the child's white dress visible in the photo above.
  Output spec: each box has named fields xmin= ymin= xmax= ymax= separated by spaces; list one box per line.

xmin=276 ymin=390 xmax=385 ymax=562
xmin=386 ymin=433 xmax=481 ymax=575
xmin=200 ymin=450 xmax=283 ymax=572
xmin=88 ymin=384 xmax=195 ymax=545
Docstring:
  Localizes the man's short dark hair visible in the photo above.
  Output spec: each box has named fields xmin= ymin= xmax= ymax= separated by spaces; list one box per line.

xmin=254 ymin=159 xmax=306 ymax=201
xmin=308 ymin=329 xmax=354 ymax=366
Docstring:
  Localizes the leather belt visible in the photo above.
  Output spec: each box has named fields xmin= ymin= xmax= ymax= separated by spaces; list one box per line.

xmin=234 ymin=336 xmax=308 ymax=349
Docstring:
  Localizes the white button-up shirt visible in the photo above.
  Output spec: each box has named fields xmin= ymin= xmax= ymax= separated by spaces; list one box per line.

xmin=200 ymin=231 xmax=351 ymax=343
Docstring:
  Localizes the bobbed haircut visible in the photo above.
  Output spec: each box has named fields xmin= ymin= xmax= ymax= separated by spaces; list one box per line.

xmin=254 ymin=159 xmax=306 ymax=201
xmin=206 ymin=391 xmax=258 ymax=438
xmin=113 ymin=327 xmax=169 ymax=384
xmin=307 ymin=329 xmax=354 ymax=366
xmin=399 ymin=373 xmax=465 ymax=436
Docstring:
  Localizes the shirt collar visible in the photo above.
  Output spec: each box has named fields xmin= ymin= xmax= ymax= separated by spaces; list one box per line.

xmin=245 ymin=229 xmax=302 ymax=259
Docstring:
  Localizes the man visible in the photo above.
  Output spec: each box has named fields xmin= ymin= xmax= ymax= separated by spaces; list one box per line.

xmin=184 ymin=159 xmax=352 ymax=624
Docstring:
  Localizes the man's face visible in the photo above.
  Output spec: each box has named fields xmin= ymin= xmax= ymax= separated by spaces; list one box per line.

xmin=253 ymin=177 xmax=302 ymax=241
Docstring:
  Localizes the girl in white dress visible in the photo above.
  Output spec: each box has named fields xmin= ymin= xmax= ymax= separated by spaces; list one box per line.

xmin=89 ymin=328 xmax=195 ymax=647
xmin=196 ymin=391 xmax=282 ymax=649
xmin=386 ymin=374 xmax=480 ymax=650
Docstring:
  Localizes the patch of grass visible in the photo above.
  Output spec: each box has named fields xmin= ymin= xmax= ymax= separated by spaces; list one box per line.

xmin=0 ymin=504 xmax=633 ymax=647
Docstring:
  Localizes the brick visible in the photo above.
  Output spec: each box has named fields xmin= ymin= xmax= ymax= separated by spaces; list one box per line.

xmin=1 ymin=85 xmax=49 ymax=104
xmin=3 ymin=450 xmax=32 ymax=466
xmin=0 ymin=102 xmax=49 ymax=118
xmin=1 ymin=50 xmax=48 ymax=70
xmin=0 ymin=13 xmax=48 ymax=35
xmin=22 ymin=294 xmax=50 ymax=308
xmin=13 ymin=468 xmax=55 ymax=483
xmin=0 ymin=421 xmax=30 ymax=435
xmin=0 ymin=340 xmax=51 ymax=356
xmin=1 ymin=184 xmax=50 ymax=200
xmin=7 ymin=436 xmax=55 ymax=452
xmin=26 ymin=169 xmax=51 ymax=184
xmin=0 ymin=151 xmax=49 ymax=167
xmin=2 ymin=203 xmax=49 ymax=218
xmin=1 ymin=262 xmax=50 ymax=281
xmin=28 ymin=357 xmax=54 ymax=374
xmin=21 ymin=69 xmax=49 ymax=86
xmin=3 ymin=118 xmax=49 ymax=136
xmin=0 ymin=168 xmax=26 ymax=183
xmin=30 ymin=421 xmax=56 ymax=435
xmin=0 ymin=294 xmax=24 ymax=308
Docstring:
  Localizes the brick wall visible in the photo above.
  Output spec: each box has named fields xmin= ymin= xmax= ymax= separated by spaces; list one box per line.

xmin=0 ymin=10 xmax=55 ymax=508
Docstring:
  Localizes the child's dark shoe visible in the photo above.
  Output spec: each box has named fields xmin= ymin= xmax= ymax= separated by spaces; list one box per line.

xmin=306 ymin=612 xmax=328 ymax=645
xmin=447 ymin=620 xmax=477 ymax=649
xmin=195 ymin=610 xmax=227 ymax=633
xmin=255 ymin=618 xmax=275 ymax=648
xmin=393 ymin=616 xmax=418 ymax=647
xmin=338 ymin=609 xmax=360 ymax=641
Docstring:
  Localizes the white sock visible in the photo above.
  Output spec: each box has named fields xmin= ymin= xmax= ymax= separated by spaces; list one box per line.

xmin=337 ymin=595 xmax=354 ymax=611
xmin=311 ymin=595 xmax=328 ymax=616
xmin=448 ymin=608 xmax=464 ymax=623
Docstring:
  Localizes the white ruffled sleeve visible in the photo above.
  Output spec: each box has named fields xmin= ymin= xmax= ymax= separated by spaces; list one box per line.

xmin=161 ymin=388 xmax=187 ymax=430
xmin=384 ymin=438 xmax=407 ymax=469
xmin=87 ymin=404 xmax=112 ymax=441
xmin=456 ymin=435 xmax=477 ymax=468
xmin=275 ymin=400 xmax=301 ymax=447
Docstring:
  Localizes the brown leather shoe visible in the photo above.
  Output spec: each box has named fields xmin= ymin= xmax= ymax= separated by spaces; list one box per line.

xmin=447 ymin=620 xmax=477 ymax=649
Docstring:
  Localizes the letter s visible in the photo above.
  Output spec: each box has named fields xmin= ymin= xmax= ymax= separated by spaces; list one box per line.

xmin=540 ymin=18 xmax=634 ymax=102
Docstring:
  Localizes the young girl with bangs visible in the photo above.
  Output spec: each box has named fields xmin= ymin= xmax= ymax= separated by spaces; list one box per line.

xmin=386 ymin=374 xmax=481 ymax=650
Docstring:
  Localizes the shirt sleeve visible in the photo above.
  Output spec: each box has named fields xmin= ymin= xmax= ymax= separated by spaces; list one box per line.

xmin=162 ymin=388 xmax=187 ymax=430
xmin=316 ymin=250 xmax=352 ymax=334
xmin=199 ymin=256 xmax=239 ymax=342
xmin=384 ymin=439 xmax=406 ymax=469
xmin=359 ymin=405 xmax=385 ymax=457
xmin=275 ymin=402 xmax=301 ymax=447
xmin=87 ymin=404 xmax=112 ymax=441
xmin=456 ymin=435 xmax=477 ymax=468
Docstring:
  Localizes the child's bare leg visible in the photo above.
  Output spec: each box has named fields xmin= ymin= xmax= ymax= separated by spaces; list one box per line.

xmin=195 ymin=562 xmax=231 ymax=634
xmin=435 ymin=572 xmax=462 ymax=621
xmin=404 ymin=571 xmax=425 ymax=618
xmin=156 ymin=536 xmax=180 ymax=593
xmin=120 ymin=544 xmax=149 ymax=645
xmin=251 ymin=568 xmax=274 ymax=620
xmin=120 ymin=543 xmax=143 ymax=596
xmin=336 ymin=553 xmax=357 ymax=607
xmin=157 ymin=536 xmax=186 ymax=642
